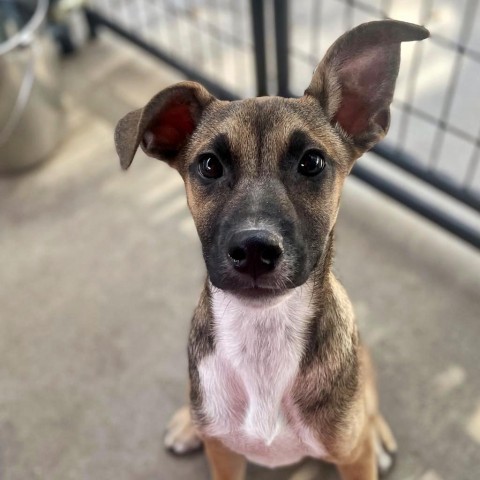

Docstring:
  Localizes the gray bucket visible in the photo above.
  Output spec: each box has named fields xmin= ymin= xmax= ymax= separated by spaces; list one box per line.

xmin=0 ymin=0 xmax=65 ymax=173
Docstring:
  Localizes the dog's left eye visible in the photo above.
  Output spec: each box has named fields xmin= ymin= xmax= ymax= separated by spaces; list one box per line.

xmin=198 ymin=154 xmax=223 ymax=179
xmin=298 ymin=150 xmax=326 ymax=177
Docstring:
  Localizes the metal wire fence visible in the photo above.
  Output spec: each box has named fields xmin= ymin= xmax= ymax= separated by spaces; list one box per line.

xmin=84 ymin=0 xmax=480 ymax=247
xmin=85 ymin=0 xmax=260 ymax=99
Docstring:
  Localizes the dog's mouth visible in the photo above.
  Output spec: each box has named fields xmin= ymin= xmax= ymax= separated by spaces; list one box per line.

xmin=231 ymin=286 xmax=289 ymax=300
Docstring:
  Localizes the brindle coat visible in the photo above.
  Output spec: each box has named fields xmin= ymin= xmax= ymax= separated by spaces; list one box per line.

xmin=115 ymin=20 xmax=429 ymax=479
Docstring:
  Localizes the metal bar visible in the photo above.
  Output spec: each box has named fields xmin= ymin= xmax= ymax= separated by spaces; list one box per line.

xmin=210 ymin=0 xmax=227 ymax=81
xmin=344 ymin=0 xmax=354 ymax=30
xmin=84 ymin=7 xmax=99 ymax=39
xmin=241 ymin=0 xmax=251 ymax=93
xmin=228 ymin=0 xmax=243 ymax=89
xmin=428 ymin=0 xmax=478 ymax=168
xmin=392 ymin=100 xmax=477 ymax=145
xmin=250 ymin=0 xmax=268 ymax=96
xmin=380 ymin=0 xmax=392 ymax=16
xmin=153 ymin=0 xmax=253 ymax=49
xmin=170 ymin=0 xmax=187 ymax=60
xmin=190 ymin=0 xmax=206 ymax=68
xmin=309 ymin=0 xmax=322 ymax=58
xmin=429 ymin=32 xmax=480 ymax=64
xmin=351 ymin=163 xmax=480 ymax=250
xmin=394 ymin=0 xmax=433 ymax=150
xmin=83 ymin=7 xmax=240 ymax=102
xmin=274 ymin=0 xmax=289 ymax=97
xmin=372 ymin=143 xmax=480 ymax=211
xmin=464 ymin=128 xmax=480 ymax=190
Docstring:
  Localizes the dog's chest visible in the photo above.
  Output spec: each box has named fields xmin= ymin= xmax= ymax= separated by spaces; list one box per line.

xmin=197 ymin=289 xmax=328 ymax=468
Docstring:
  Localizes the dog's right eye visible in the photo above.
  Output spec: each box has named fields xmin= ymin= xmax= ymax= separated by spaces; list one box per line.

xmin=198 ymin=154 xmax=223 ymax=179
xmin=297 ymin=150 xmax=326 ymax=177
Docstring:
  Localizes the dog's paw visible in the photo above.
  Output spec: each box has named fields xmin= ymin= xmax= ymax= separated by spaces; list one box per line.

xmin=164 ymin=406 xmax=203 ymax=455
xmin=376 ymin=441 xmax=396 ymax=477
xmin=375 ymin=414 xmax=398 ymax=477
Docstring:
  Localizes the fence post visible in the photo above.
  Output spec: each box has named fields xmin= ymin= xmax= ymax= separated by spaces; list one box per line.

xmin=274 ymin=0 xmax=289 ymax=97
xmin=250 ymin=0 xmax=268 ymax=97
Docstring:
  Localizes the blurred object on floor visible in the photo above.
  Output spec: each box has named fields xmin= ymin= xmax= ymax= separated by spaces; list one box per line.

xmin=49 ymin=0 xmax=90 ymax=55
xmin=0 ymin=0 xmax=65 ymax=173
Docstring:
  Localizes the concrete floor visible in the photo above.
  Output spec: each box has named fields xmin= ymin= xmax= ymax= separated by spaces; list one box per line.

xmin=0 ymin=35 xmax=479 ymax=480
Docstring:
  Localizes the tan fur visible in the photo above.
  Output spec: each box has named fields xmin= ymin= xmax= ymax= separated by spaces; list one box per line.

xmin=164 ymin=405 xmax=202 ymax=455
xmin=114 ymin=19 xmax=428 ymax=480
xmin=203 ymin=436 xmax=247 ymax=480
xmin=337 ymin=427 xmax=377 ymax=480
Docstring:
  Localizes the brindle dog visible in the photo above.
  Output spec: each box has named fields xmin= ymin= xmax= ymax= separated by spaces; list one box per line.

xmin=115 ymin=20 xmax=429 ymax=480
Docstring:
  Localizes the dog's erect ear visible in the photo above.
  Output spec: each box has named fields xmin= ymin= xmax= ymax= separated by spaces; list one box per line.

xmin=305 ymin=20 xmax=429 ymax=152
xmin=114 ymin=81 xmax=215 ymax=169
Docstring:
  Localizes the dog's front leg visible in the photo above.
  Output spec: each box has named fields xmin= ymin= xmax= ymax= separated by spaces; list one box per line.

xmin=337 ymin=428 xmax=377 ymax=480
xmin=164 ymin=405 xmax=202 ymax=455
xmin=204 ymin=436 xmax=246 ymax=480
xmin=164 ymin=408 xmax=246 ymax=480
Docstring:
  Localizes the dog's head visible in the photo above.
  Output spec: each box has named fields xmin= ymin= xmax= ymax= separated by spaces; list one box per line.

xmin=115 ymin=20 xmax=428 ymax=298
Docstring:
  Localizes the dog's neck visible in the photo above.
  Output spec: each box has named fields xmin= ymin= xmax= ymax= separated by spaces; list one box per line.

xmin=209 ymin=282 xmax=315 ymax=443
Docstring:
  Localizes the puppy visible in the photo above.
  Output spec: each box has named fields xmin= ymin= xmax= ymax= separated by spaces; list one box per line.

xmin=115 ymin=20 xmax=429 ymax=479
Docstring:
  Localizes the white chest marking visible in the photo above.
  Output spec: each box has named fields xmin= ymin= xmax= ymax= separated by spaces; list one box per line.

xmin=198 ymin=285 xmax=328 ymax=468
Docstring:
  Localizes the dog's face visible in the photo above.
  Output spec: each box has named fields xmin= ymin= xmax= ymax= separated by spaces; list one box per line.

xmin=115 ymin=20 xmax=428 ymax=297
xmin=178 ymin=96 xmax=350 ymax=293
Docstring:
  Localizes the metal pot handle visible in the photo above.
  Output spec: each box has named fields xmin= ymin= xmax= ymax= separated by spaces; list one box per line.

xmin=0 ymin=40 xmax=37 ymax=146
xmin=0 ymin=0 xmax=48 ymax=56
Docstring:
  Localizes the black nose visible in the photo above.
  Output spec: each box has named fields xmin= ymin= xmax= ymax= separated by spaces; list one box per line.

xmin=227 ymin=229 xmax=283 ymax=279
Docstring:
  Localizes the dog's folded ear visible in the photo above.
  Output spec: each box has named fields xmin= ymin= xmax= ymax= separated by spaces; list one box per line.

xmin=305 ymin=20 xmax=429 ymax=152
xmin=114 ymin=81 xmax=215 ymax=169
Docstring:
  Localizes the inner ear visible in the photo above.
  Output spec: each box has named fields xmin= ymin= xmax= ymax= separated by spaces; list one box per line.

xmin=142 ymin=98 xmax=197 ymax=160
xmin=334 ymin=91 xmax=371 ymax=137
xmin=333 ymin=44 xmax=394 ymax=136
